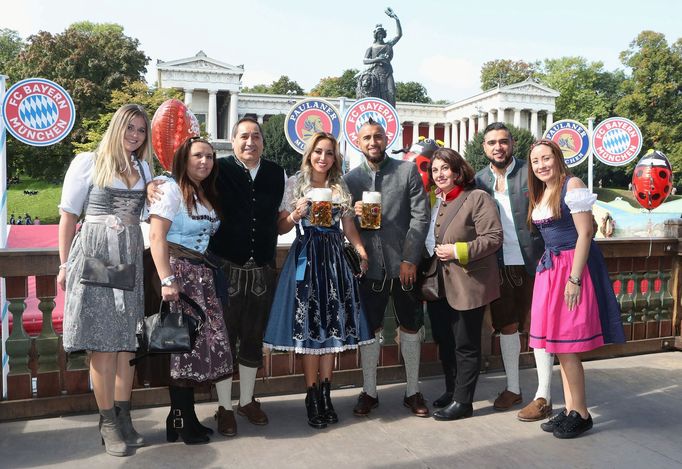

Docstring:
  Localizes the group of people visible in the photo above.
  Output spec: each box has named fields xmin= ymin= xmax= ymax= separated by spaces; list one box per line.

xmin=57 ymin=103 xmax=624 ymax=457
xmin=9 ymin=212 xmax=37 ymax=225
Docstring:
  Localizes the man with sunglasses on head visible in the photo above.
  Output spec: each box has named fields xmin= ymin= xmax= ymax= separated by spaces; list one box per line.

xmin=475 ymin=122 xmax=554 ymax=422
xmin=344 ymin=118 xmax=430 ymax=418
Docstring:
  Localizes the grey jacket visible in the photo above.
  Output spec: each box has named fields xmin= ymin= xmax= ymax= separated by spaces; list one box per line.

xmin=344 ymin=156 xmax=430 ymax=280
xmin=475 ymin=157 xmax=544 ymax=275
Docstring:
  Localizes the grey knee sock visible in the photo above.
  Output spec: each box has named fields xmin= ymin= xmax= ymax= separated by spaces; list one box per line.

xmin=400 ymin=329 xmax=422 ymax=397
xmin=500 ymin=332 xmax=521 ymax=394
xmin=360 ymin=339 xmax=381 ymax=398
xmin=533 ymin=348 xmax=554 ymax=402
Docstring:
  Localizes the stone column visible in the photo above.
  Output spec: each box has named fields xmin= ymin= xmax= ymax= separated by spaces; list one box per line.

xmin=530 ymin=110 xmax=539 ymax=138
xmin=452 ymin=121 xmax=459 ymax=151
xmin=545 ymin=111 xmax=554 ymax=132
xmin=459 ymin=119 xmax=467 ymax=152
xmin=478 ymin=114 xmax=485 ymax=134
xmin=469 ymin=115 xmax=478 ymax=142
xmin=488 ymin=110 xmax=495 ymax=125
xmin=256 ymin=114 xmax=264 ymax=124
xmin=513 ymin=108 xmax=521 ymax=128
xmin=228 ymin=90 xmax=239 ymax=137
xmin=413 ymin=122 xmax=421 ymax=144
xmin=428 ymin=122 xmax=435 ymax=140
xmin=184 ymin=88 xmax=194 ymax=107
xmin=498 ymin=108 xmax=506 ymax=123
xmin=208 ymin=90 xmax=218 ymax=140
xmin=443 ymin=122 xmax=451 ymax=148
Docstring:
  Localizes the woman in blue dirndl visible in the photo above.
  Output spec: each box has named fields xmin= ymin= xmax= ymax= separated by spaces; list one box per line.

xmin=264 ymin=132 xmax=374 ymax=429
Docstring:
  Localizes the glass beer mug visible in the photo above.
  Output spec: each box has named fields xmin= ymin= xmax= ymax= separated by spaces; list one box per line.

xmin=310 ymin=188 xmax=333 ymax=227
xmin=361 ymin=191 xmax=381 ymax=229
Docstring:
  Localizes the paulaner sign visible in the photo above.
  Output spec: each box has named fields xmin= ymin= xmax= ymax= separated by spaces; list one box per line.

xmin=2 ymin=78 xmax=75 ymax=147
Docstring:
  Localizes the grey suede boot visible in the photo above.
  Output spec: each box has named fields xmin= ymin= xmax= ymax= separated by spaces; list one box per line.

xmin=115 ymin=400 xmax=146 ymax=447
xmin=99 ymin=407 xmax=130 ymax=457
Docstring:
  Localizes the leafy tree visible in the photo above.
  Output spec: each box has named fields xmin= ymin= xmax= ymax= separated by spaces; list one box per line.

xmin=243 ymin=75 xmax=304 ymax=96
xmin=310 ymin=69 xmax=358 ymax=98
xmin=616 ymin=31 xmax=682 ymax=172
xmin=463 ymin=124 xmax=535 ymax=173
xmin=6 ymin=22 xmax=149 ymax=180
xmin=396 ymin=81 xmax=432 ymax=103
xmin=261 ymin=114 xmax=302 ymax=175
xmin=480 ymin=59 xmax=540 ymax=91
xmin=0 ymin=29 xmax=23 ymax=80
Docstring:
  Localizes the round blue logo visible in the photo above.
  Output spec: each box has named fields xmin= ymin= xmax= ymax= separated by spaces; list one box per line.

xmin=284 ymin=98 xmax=341 ymax=154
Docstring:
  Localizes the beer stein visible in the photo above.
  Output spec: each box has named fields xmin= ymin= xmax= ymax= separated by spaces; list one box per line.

xmin=310 ymin=188 xmax=333 ymax=227
xmin=361 ymin=191 xmax=382 ymax=229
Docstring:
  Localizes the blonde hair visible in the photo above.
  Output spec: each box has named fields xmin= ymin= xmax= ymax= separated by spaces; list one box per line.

xmin=93 ymin=104 xmax=154 ymax=188
xmin=293 ymin=132 xmax=352 ymax=211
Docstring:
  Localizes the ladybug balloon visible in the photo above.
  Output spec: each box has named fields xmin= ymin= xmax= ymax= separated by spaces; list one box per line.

xmin=632 ymin=150 xmax=674 ymax=210
xmin=151 ymin=99 xmax=201 ymax=170
xmin=395 ymin=137 xmax=443 ymax=192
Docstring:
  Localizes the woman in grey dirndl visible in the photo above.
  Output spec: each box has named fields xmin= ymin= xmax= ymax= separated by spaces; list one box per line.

xmin=58 ymin=104 xmax=153 ymax=457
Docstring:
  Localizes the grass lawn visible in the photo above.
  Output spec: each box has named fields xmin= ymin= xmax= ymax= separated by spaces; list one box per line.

xmin=7 ymin=178 xmax=62 ymax=224
xmin=594 ymin=187 xmax=681 ymax=208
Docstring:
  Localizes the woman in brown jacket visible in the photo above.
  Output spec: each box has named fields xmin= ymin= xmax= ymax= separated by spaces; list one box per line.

xmin=425 ymin=148 xmax=503 ymax=421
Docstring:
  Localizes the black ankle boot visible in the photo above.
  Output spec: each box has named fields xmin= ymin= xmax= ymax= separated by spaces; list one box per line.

xmin=305 ymin=384 xmax=327 ymax=429
xmin=186 ymin=387 xmax=214 ymax=435
xmin=167 ymin=386 xmax=210 ymax=445
xmin=319 ymin=379 xmax=339 ymax=424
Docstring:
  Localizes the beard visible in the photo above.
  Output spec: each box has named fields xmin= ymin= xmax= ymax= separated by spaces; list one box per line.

xmin=365 ymin=152 xmax=386 ymax=165
xmin=488 ymin=154 xmax=512 ymax=169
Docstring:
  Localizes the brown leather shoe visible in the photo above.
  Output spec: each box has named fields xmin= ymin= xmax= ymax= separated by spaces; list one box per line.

xmin=214 ymin=406 xmax=237 ymax=436
xmin=353 ymin=392 xmax=379 ymax=416
xmin=403 ymin=392 xmax=430 ymax=417
xmin=517 ymin=398 xmax=552 ymax=422
xmin=493 ymin=389 xmax=523 ymax=410
xmin=237 ymin=399 xmax=269 ymax=425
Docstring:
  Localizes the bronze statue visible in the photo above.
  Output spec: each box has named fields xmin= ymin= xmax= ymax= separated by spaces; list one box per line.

xmin=356 ymin=7 xmax=402 ymax=107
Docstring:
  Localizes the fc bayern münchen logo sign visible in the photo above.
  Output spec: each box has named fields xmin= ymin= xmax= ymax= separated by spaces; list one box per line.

xmin=2 ymin=78 xmax=76 ymax=147
xmin=343 ymin=97 xmax=400 ymax=152
xmin=592 ymin=117 xmax=642 ymax=167
xmin=284 ymin=98 xmax=341 ymax=154
xmin=543 ymin=119 xmax=591 ymax=168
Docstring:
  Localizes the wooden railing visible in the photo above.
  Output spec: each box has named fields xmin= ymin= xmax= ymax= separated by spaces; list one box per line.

xmin=1 ymin=230 xmax=681 ymax=419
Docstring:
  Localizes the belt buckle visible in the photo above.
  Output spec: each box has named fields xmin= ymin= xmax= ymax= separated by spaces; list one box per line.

xmin=243 ymin=257 xmax=257 ymax=268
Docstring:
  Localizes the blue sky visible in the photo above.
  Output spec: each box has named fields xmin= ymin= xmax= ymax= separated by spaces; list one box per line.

xmin=5 ymin=0 xmax=681 ymax=101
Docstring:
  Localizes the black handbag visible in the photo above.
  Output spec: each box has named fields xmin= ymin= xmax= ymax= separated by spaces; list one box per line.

xmin=80 ymin=257 xmax=136 ymax=291
xmin=138 ymin=292 xmax=206 ymax=354
xmin=416 ymin=255 xmax=443 ymax=302
xmin=343 ymin=242 xmax=363 ymax=277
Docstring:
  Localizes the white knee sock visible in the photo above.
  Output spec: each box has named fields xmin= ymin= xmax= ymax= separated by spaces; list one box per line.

xmin=500 ymin=332 xmax=521 ymax=394
xmin=238 ymin=365 xmax=258 ymax=407
xmin=360 ymin=339 xmax=381 ymax=398
xmin=400 ymin=329 xmax=422 ymax=397
xmin=533 ymin=348 xmax=554 ymax=402
xmin=215 ymin=377 xmax=233 ymax=409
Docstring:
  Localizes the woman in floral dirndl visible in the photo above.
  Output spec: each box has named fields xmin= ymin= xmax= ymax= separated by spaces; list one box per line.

xmin=149 ymin=137 xmax=233 ymax=444
xmin=527 ymin=139 xmax=625 ymax=439
xmin=264 ymin=132 xmax=374 ymax=429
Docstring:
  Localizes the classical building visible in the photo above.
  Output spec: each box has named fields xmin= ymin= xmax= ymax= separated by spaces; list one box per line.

xmin=158 ymin=51 xmax=559 ymax=154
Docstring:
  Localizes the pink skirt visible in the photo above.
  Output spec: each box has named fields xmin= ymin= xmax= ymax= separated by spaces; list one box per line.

xmin=529 ymin=249 xmax=604 ymax=354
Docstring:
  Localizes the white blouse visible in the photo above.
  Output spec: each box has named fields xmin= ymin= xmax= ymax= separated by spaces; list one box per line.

xmin=148 ymin=176 xmax=216 ymax=221
xmin=532 ymin=188 xmax=597 ymax=221
xmin=58 ymin=152 xmax=152 ymax=216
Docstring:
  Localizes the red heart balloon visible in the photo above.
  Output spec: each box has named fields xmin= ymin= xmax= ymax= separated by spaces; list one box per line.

xmin=151 ymin=99 xmax=200 ymax=170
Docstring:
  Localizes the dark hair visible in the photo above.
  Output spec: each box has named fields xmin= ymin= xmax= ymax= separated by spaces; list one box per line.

xmin=483 ymin=121 xmax=512 ymax=139
xmin=231 ymin=116 xmax=264 ymax=140
xmin=430 ymin=148 xmax=476 ymax=190
xmin=526 ymin=139 xmax=572 ymax=227
xmin=359 ymin=117 xmax=385 ymax=135
xmin=171 ymin=137 xmax=222 ymax=218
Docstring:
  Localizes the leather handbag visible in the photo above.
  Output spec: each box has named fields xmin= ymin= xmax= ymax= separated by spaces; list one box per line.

xmin=80 ymin=257 xmax=136 ymax=291
xmin=343 ymin=242 xmax=363 ymax=277
xmin=138 ymin=292 xmax=206 ymax=354
xmin=416 ymin=254 xmax=443 ymax=302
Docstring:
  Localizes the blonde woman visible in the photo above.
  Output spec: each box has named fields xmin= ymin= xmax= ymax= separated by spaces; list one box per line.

xmin=264 ymin=132 xmax=373 ymax=429
xmin=58 ymin=104 xmax=153 ymax=456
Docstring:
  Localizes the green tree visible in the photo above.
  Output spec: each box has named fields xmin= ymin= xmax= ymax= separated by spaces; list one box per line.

xmin=6 ymin=22 xmax=149 ymax=180
xmin=616 ymin=31 xmax=682 ymax=172
xmin=310 ymin=69 xmax=358 ymax=98
xmin=480 ymin=59 xmax=539 ymax=91
xmin=395 ymin=81 xmax=432 ymax=103
xmin=262 ymin=114 xmax=302 ymax=175
xmin=463 ymin=124 xmax=535 ymax=173
xmin=243 ymin=75 xmax=304 ymax=96
xmin=0 ymin=29 xmax=23 ymax=79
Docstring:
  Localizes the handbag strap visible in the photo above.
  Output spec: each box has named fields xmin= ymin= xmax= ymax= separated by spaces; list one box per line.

xmin=159 ymin=292 xmax=207 ymax=323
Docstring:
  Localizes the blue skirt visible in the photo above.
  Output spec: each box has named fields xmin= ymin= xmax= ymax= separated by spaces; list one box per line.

xmin=264 ymin=225 xmax=374 ymax=354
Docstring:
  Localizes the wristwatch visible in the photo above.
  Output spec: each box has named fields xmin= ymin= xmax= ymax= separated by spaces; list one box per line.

xmin=160 ymin=275 xmax=176 ymax=287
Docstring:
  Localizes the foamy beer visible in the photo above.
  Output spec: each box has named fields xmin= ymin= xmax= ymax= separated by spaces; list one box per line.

xmin=361 ymin=191 xmax=382 ymax=229
xmin=310 ymin=188 xmax=333 ymax=227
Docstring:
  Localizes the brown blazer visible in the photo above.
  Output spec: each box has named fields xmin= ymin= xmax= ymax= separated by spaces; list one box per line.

xmin=435 ymin=188 xmax=503 ymax=311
